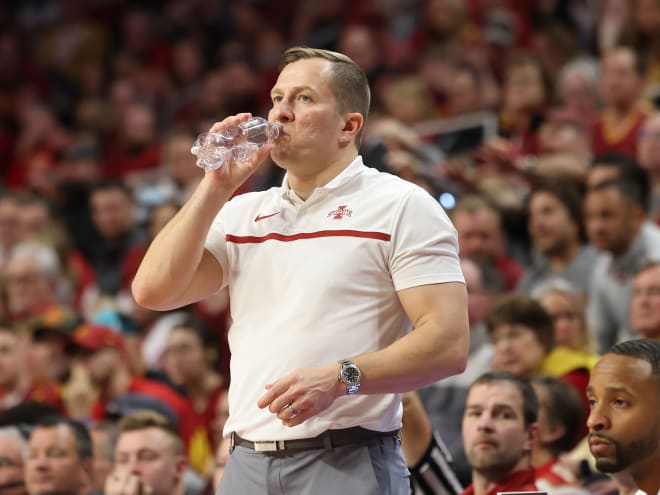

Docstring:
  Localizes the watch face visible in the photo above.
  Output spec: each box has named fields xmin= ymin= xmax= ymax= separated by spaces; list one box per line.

xmin=343 ymin=365 xmax=360 ymax=384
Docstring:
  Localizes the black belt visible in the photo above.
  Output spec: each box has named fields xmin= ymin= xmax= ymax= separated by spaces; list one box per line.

xmin=231 ymin=426 xmax=399 ymax=452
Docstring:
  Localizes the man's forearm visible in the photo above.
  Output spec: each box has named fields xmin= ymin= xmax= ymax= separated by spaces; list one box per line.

xmin=132 ymin=177 xmax=233 ymax=310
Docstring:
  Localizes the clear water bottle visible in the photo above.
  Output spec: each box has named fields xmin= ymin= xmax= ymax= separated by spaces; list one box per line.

xmin=190 ymin=117 xmax=282 ymax=170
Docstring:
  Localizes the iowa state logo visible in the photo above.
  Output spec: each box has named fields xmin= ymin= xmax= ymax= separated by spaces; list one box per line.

xmin=327 ymin=205 xmax=352 ymax=220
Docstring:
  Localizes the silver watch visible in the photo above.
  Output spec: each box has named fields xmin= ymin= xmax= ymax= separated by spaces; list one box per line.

xmin=338 ymin=359 xmax=361 ymax=395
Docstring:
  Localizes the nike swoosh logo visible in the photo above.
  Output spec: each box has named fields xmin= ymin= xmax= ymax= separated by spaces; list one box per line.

xmin=254 ymin=212 xmax=281 ymax=222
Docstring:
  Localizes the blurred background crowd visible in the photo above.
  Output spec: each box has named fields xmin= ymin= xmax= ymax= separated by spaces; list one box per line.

xmin=0 ymin=0 xmax=660 ymax=494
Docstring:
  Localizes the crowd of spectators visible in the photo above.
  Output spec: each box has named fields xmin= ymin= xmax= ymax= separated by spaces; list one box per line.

xmin=1 ymin=0 xmax=660 ymax=493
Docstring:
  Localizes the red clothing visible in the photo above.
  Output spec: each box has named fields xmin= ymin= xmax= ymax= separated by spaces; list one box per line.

xmin=460 ymin=468 xmax=537 ymax=495
xmin=91 ymin=377 xmax=210 ymax=472
xmin=592 ymin=104 xmax=651 ymax=158
xmin=0 ymin=379 xmax=65 ymax=413
xmin=535 ymin=459 xmax=575 ymax=487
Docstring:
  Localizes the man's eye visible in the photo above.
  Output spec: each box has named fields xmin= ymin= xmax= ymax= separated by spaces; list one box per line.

xmin=272 ymin=96 xmax=282 ymax=103
xmin=299 ymin=94 xmax=311 ymax=101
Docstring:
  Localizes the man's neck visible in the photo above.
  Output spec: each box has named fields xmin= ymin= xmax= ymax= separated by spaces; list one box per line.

xmin=286 ymin=150 xmax=358 ymax=201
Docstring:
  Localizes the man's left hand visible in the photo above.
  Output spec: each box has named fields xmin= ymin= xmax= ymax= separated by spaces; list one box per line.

xmin=257 ymin=363 xmax=345 ymax=426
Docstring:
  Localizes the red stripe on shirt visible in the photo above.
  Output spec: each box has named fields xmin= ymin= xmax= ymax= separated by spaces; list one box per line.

xmin=226 ymin=230 xmax=391 ymax=243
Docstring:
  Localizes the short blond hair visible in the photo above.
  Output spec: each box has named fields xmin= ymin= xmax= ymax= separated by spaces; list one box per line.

xmin=279 ymin=46 xmax=370 ymax=147
xmin=116 ymin=410 xmax=183 ymax=455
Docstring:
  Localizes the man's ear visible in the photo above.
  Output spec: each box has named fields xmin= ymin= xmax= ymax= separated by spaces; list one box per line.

xmin=339 ymin=112 xmax=364 ymax=146
xmin=524 ymin=422 xmax=540 ymax=453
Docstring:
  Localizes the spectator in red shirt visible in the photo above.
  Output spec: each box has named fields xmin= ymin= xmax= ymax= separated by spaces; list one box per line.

xmin=69 ymin=323 xmax=210 ymax=474
xmin=0 ymin=323 xmax=65 ymax=413
xmin=592 ymin=46 xmax=652 ymax=158
xmin=161 ymin=316 xmax=225 ymax=453
xmin=450 ymin=194 xmax=524 ymax=291
xmin=460 ymin=371 xmax=539 ymax=495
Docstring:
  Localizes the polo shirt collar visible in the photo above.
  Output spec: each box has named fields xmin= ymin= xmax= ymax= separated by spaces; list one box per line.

xmin=280 ymin=155 xmax=366 ymax=203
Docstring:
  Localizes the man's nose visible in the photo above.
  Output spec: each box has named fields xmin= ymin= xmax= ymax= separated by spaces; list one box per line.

xmin=270 ymin=102 xmax=293 ymax=123
xmin=586 ymin=403 xmax=609 ymax=431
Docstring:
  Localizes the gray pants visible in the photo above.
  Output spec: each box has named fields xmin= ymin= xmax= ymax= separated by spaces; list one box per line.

xmin=217 ymin=435 xmax=410 ymax=495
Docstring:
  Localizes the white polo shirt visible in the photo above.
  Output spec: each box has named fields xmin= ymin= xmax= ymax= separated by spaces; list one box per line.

xmin=205 ymin=156 xmax=464 ymax=441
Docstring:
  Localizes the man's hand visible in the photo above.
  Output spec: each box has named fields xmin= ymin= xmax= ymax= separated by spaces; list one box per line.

xmin=257 ymin=363 xmax=345 ymax=427
xmin=203 ymin=113 xmax=275 ymax=192
xmin=104 ymin=471 xmax=153 ymax=495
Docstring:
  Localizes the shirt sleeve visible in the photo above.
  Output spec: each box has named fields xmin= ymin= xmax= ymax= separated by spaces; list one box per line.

xmin=388 ymin=188 xmax=464 ymax=291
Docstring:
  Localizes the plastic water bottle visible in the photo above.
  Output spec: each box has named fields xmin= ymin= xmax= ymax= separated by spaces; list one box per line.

xmin=190 ymin=117 xmax=282 ymax=170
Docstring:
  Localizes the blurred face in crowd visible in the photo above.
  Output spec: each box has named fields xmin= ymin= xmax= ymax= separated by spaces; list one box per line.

xmin=504 ymin=62 xmax=546 ymax=112
xmin=490 ymin=324 xmax=546 ymax=376
xmin=584 ymin=187 xmax=643 ymax=257
xmin=17 ymin=202 xmax=51 ymax=241
xmin=80 ymin=348 xmax=118 ymax=388
xmin=463 ymin=381 xmax=535 ymax=476
xmin=528 ymin=191 xmax=580 ymax=258
xmin=637 ymin=113 xmax=660 ymax=174
xmin=0 ymin=433 xmax=27 ymax=495
xmin=0 ymin=330 xmax=22 ymax=389
xmin=163 ymin=326 xmax=206 ymax=387
xmin=635 ymin=0 xmax=660 ymax=38
xmin=26 ymin=425 xmax=91 ymax=495
xmin=599 ymin=48 xmax=642 ymax=108
xmin=452 ymin=208 xmax=503 ymax=262
xmin=587 ymin=354 xmax=660 ymax=476
xmin=338 ymin=25 xmax=379 ymax=75
xmin=90 ymin=187 xmax=134 ymax=240
xmin=538 ymin=290 xmax=585 ymax=350
xmin=446 ymin=67 xmax=482 ymax=115
xmin=113 ymin=427 xmax=185 ymax=495
xmin=630 ymin=264 xmax=660 ymax=339
xmin=4 ymin=256 xmax=55 ymax=316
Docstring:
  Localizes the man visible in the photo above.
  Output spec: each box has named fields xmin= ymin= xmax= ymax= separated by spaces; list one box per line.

xmin=630 ymin=262 xmax=660 ymax=340
xmin=25 ymin=416 xmax=93 ymax=495
xmin=460 ymin=371 xmax=539 ymax=495
xmin=585 ymin=179 xmax=660 ymax=353
xmin=69 ymin=323 xmax=210 ymax=473
xmin=84 ymin=180 xmax=144 ymax=296
xmin=450 ymin=194 xmax=523 ymax=291
xmin=592 ymin=46 xmax=651 ymax=158
xmin=0 ymin=426 xmax=28 ymax=495
xmin=586 ymin=339 xmax=660 ymax=495
xmin=3 ymin=241 xmax=64 ymax=322
xmin=132 ymin=46 xmax=469 ymax=494
xmin=518 ymin=181 xmax=599 ymax=296
xmin=0 ymin=323 xmax=63 ymax=412
xmin=104 ymin=411 xmax=187 ymax=495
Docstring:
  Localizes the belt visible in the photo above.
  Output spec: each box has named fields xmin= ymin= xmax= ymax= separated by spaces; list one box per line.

xmin=231 ymin=426 xmax=399 ymax=453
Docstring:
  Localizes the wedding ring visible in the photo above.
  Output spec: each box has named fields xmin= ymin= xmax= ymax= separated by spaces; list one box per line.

xmin=286 ymin=403 xmax=299 ymax=415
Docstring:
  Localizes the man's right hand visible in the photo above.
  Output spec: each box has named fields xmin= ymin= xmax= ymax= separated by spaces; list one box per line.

xmin=203 ymin=113 xmax=275 ymax=193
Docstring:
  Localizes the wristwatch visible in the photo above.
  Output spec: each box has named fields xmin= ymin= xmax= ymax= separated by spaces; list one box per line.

xmin=338 ymin=359 xmax=362 ymax=395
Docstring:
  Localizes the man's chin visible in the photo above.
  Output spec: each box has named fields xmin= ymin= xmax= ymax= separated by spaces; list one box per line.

xmin=595 ymin=457 xmax=620 ymax=473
